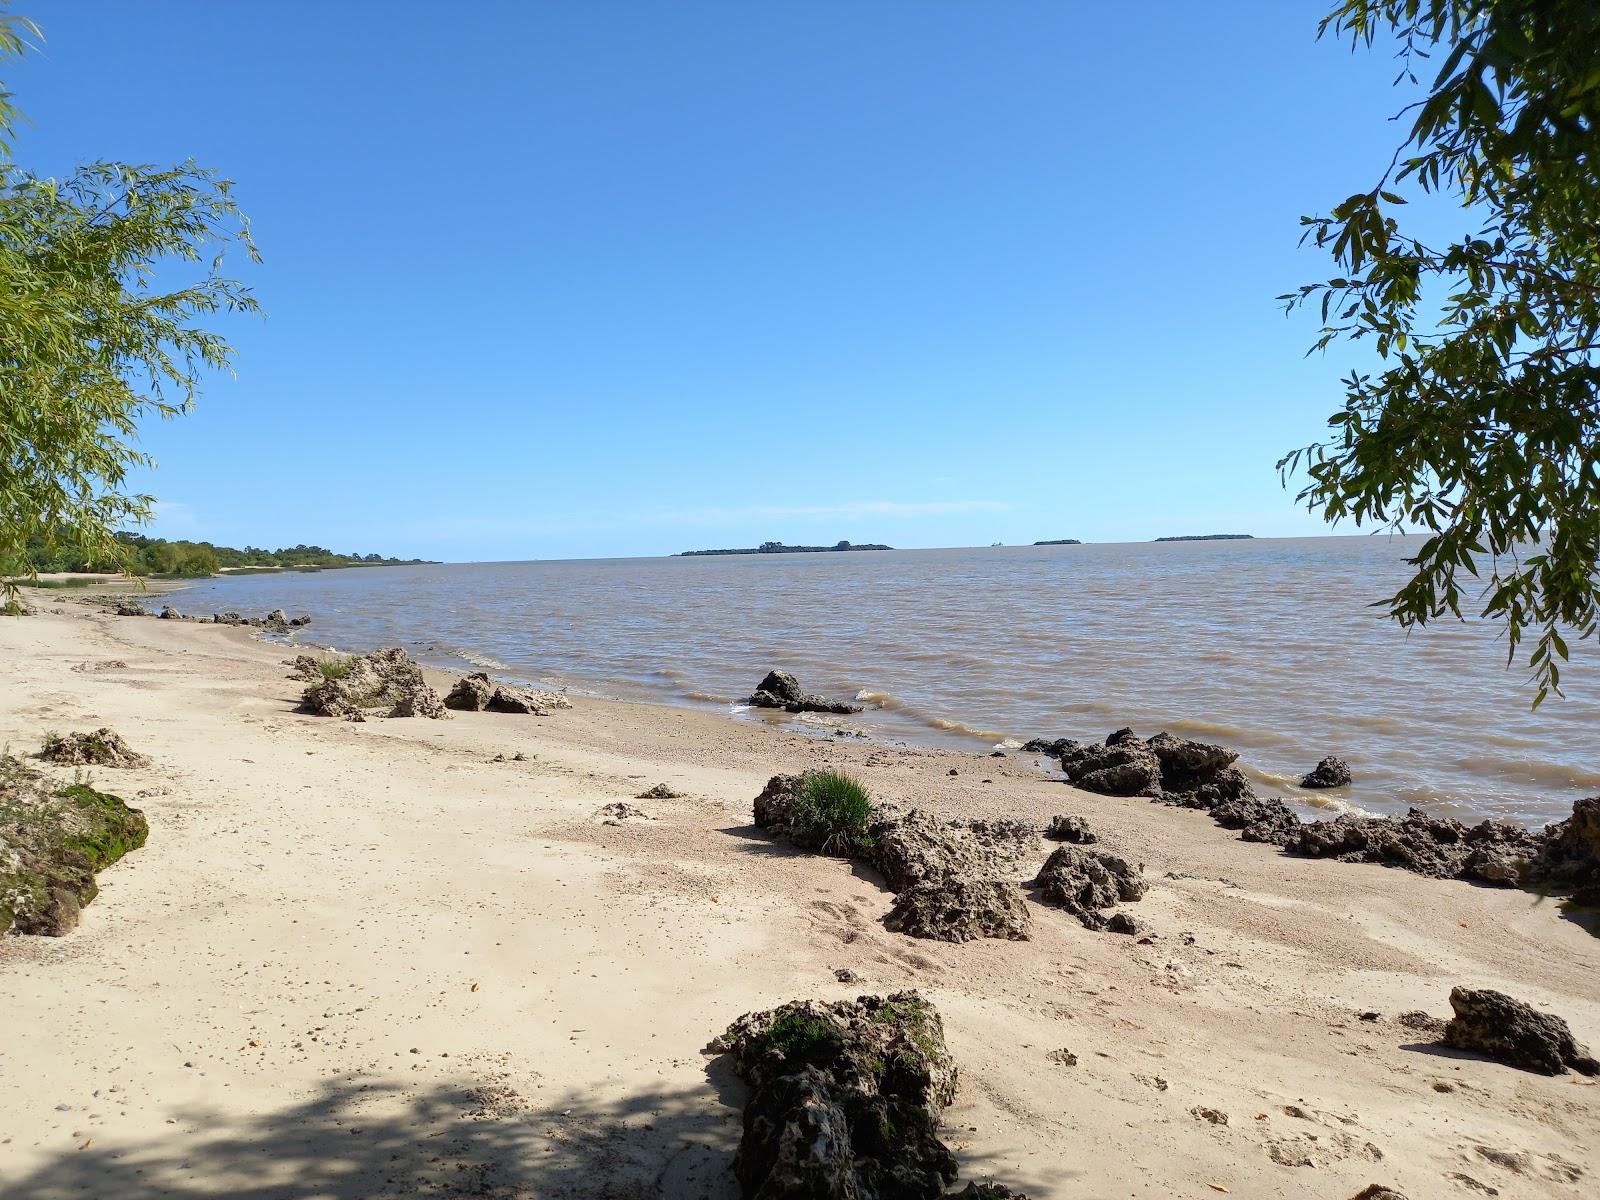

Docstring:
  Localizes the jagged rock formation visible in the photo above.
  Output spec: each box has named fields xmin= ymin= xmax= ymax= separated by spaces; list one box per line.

xmin=39 ymin=728 xmax=151 ymax=769
xmin=1045 ymin=814 xmax=1096 ymax=843
xmin=1301 ymin=755 xmax=1353 ymax=788
xmin=863 ymin=813 xmax=1039 ymax=893
xmin=1056 ymin=728 xmax=1254 ymax=810
xmin=113 ymin=601 xmax=147 ymax=617
xmin=1534 ymin=796 xmax=1600 ymax=905
xmin=444 ymin=671 xmax=571 ymax=716
xmin=714 ymin=992 xmax=961 ymax=1199
xmin=748 ymin=670 xmax=862 ymax=715
xmin=1031 ymin=844 xmax=1147 ymax=933
xmin=885 ymin=877 xmax=1032 ymax=942
xmin=1289 ymin=809 xmax=1544 ymax=885
xmin=1 ymin=755 xmax=148 ymax=935
xmin=299 ymin=647 xmax=448 ymax=720
xmin=1441 ymin=987 xmax=1599 ymax=1076
xmin=1210 ymin=794 xmax=1302 ymax=844
xmin=753 ymin=774 xmax=804 ymax=838
xmin=751 ymin=781 xmax=1035 ymax=943
xmin=864 ymin=810 xmax=1037 ymax=943
xmin=1021 ymin=737 xmax=1080 ymax=757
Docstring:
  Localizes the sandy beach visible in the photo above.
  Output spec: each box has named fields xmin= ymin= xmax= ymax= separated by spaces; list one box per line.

xmin=2 ymin=601 xmax=1597 ymax=1200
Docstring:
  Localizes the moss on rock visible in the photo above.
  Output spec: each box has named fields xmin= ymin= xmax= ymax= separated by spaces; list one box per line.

xmin=1 ymin=758 xmax=148 ymax=936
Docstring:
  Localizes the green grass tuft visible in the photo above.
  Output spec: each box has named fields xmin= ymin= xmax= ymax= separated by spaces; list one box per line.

xmin=315 ymin=656 xmax=356 ymax=681
xmin=791 ymin=770 xmax=875 ymax=855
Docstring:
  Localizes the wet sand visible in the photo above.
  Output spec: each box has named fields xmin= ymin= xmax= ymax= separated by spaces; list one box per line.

xmin=1 ymin=602 xmax=1597 ymax=1199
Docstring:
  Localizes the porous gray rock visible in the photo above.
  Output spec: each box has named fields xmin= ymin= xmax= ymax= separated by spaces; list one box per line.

xmin=113 ymin=601 xmax=147 ymax=617
xmin=1031 ymin=844 xmax=1146 ymax=932
xmin=885 ymin=876 xmax=1031 ymax=943
xmin=1441 ymin=986 xmax=1599 ymax=1076
xmin=748 ymin=670 xmax=863 ymax=715
xmin=1301 ymin=755 xmax=1353 ymax=788
xmin=1211 ymin=794 xmax=1301 ymax=846
xmin=637 ymin=782 xmax=685 ymax=800
xmin=1045 ymin=814 xmax=1097 ymax=843
xmin=1533 ymin=795 xmax=1600 ymax=905
xmin=300 ymin=647 xmax=448 ymax=720
xmin=715 ymin=991 xmax=959 ymax=1200
xmin=158 ymin=605 xmax=184 ymax=620
xmin=39 ymin=728 xmax=151 ymax=769
xmin=753 ymin=774 xmax=804 ymax=837
xmin=865 ymin=809 xmax=1037 ymax=894
xmin=1289 ymin=809 xmax=1543 ymax=886
xmin=1060 ymin=737 xmax=1162 ymax=797
xmin=1021 ymin=737 xmax=1080 ymax=757
xmin=444 ymin=671 xmax=571 ymax=716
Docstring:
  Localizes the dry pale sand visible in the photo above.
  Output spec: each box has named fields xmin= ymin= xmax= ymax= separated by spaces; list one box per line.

xmin=1 ymin=603 xmax=1597 ymax=1200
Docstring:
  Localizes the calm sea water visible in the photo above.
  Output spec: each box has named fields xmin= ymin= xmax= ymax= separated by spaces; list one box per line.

xmin=168 ymin=537 xmax=1600 ymax=827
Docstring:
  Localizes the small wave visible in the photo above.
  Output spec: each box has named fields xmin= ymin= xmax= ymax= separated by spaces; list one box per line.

xmin=855 ymin=689 xmax=902 ymax=710
xmin=922 ymin=714 xmax=1014 ymax=743
xmin=1346 ymin=714 xmax=1405 ymax=733
xmin=684 ymin=690 xmax=737 ymax=704
xmin=1453 ymin=755 xmax=1600 ymax=791
xmin=1245 ymin=767 xmax=1302 ymax=790
xmin=1295 ymin=792 xmax=1377 ymax=816
xmin=450 ymin=646 xmax=510 ymax=671
xmin=1165 ymin=717 xmax=1250 ymax=741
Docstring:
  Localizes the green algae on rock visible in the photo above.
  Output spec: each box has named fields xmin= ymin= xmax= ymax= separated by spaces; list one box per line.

xmin=1 ymin=756 xmax=149 ymax=936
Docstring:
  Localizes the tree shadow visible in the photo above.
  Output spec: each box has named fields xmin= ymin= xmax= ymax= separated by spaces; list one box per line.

xmin=7 ymin=1063 xmax=747 ymax=1200
xmin=8 ymin=1051 xmax=1031 ymax=1199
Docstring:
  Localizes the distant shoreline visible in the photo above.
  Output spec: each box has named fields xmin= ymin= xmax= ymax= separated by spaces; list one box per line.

xmin=678 ymin=540 xmax=892 ymax=557
xmin=1152 ymin=534 xmax=1254 ymax=542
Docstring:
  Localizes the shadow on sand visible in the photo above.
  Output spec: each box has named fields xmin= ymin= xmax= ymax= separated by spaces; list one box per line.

xmin=8 ymin=1066 xmax=747 ymax=1200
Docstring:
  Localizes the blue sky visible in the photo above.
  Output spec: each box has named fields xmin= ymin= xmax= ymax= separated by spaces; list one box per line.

xmin=12 ymin=1 xmax=1429 ymax=560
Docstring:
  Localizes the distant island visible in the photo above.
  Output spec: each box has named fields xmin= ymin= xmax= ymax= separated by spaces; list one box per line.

xmin=679 ymin=540 xmax=893 ymax=557
xmin=1033 ymin=539 xmax=1083 ymax=546
xmin=1153 ymin=534 xmax=1255 ymax=542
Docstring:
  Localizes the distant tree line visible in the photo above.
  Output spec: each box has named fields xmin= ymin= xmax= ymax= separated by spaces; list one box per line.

xmin=12 ymin=532 xmax=427 ymax=578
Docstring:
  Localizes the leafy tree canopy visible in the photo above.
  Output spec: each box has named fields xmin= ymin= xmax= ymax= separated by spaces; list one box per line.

xmin=1284 ymin=0 xmax=1600 ymax=706
xmin=0 ymin=7 xmax=257 ymax=594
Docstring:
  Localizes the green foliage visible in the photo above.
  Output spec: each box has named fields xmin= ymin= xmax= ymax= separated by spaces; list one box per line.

xmin=790 ymin=770 xmax=875 ymax=855
xmin=315 ymin=656 xmax=355 ymax=681
xmin=1283 ymin=1 xmax=1600 ymax=706
xmin=7 ymin=531 xmax=426 ymax=578
xmin=0 ymin=10 xmax=258 ymax=595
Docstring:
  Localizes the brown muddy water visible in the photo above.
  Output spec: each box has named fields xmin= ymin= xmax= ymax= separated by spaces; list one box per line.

xmin=171 ymin=537 xmax=1600 ymax=826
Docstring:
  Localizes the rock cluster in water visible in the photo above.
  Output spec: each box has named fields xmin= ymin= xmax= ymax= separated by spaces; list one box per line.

xmin=1300 ymin=755 xmax=1353 ymax=788
xmin=39 ymin=727 xmax=151 ymax=769
xmin=1044 ymin=727 xmax=1600 ymax=904
xmin=1441 ymin=987 xmax=1599 ymax=1076
xmin=714 ymin=991 xmax=1028 ymax=1200
xmin=1 ymin=754 xmax=148 ymax=936
xmin=444 ymin=671 xmax=572 ymax=716
xmin=113 ymin=601 xmax=310 ymax=630
xmin=1053 ymin=728 xmax=1301 ymax=845
xmin=749 ymin=670 xmax=863 ymax=715
xmin=298 ymin=647 xmax=448 ymax=721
